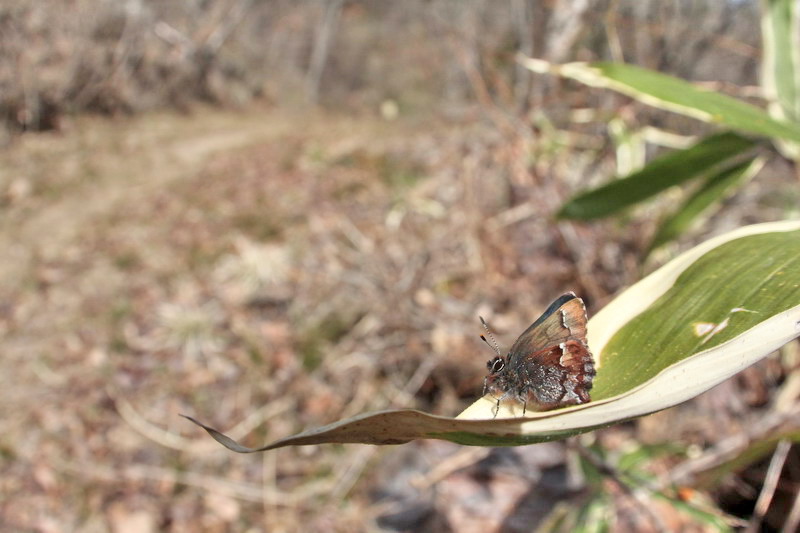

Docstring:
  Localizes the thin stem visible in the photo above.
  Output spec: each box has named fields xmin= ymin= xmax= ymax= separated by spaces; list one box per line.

xmin=745 ymin=439 xmax=791 ymax=533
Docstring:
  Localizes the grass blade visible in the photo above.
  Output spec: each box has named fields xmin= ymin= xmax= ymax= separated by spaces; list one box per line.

xmin=646 ymin=157 xmax=764 ymax=254
xmin=519 ymin=57 xmax=800 ymax=143
xmin=557 ymin=132 xmax=757 ymax=220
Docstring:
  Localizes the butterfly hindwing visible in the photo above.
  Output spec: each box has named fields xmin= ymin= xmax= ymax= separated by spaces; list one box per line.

xmin=515 ymin=340 xmax=594 ymax=409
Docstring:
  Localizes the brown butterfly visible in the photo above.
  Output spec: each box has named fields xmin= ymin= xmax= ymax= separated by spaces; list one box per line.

xmin=481 ymin=292 xmax=596 ymax=416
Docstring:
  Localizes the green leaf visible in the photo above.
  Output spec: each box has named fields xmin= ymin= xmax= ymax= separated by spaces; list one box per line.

xmin=184 ymin=222 xmax=800 ymax=451
xmin=762 ymin=0 xmax=800 ymax=159
xmin=518 ymin=57 xmax=800 ymax=143
xmin=592 ymin=224 xmax=800 ymax=399
xmin=646 ymin=157 xmax=764 ymax=253
xmin=557 ymin=132 xmax=758 ymax=220
xmin=762 ymin=0 xmax=800 ymax=123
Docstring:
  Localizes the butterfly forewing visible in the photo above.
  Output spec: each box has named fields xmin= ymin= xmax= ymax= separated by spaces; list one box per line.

xmin=506 ymin=292 xmax=588 ymax=367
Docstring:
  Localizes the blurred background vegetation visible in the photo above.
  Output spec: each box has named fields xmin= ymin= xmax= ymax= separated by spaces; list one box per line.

xmin=1 ymin=0 xmax=798 ymax=531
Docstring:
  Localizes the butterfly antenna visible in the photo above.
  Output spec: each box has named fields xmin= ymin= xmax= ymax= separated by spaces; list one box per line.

xmin=479 ymin=316 xmax=502 ymax=356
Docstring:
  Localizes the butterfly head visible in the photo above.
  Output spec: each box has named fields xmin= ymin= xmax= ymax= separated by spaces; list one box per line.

xmin=486 ymin=356 xmax=505 ymax=374
xmin=483 ymin=355 xmax=510 ymax=399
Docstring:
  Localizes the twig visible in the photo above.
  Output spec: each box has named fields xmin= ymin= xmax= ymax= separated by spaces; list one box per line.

xmin=306 ymin=0 xmax=344 ymax=103
xmin=604 ymin=0 xmax=624 ymax=63
xmin=221 ymin=397 xmax=294 ymax=441
xmin=745 ymin=439 xmax=791 ymax=533
xmin=650 ymin=405 xmax=800 ymax=491
xmin=330 ymin=348 xmax=440 ymax=501
xmin=114 ymin=392 xmax=198 ymax=451
xmin=262 ymin=448 xmax=281 ymax=530
xmin=56 ymin=458 xmax=328 ymax=505
xmin=204 ymin=0 xmax=254 ymax=54
xmin=113 ymin=388 xmax=292 ymax=452
xmin=410 ymin=447 xmax=492 ymax=490
xmin=783 ymin=479 xmax=800 ymax=533
xmin=387 ymin=356 xmax=438 ymax=409
xmin=556 ymin=221 xmax=606 ymax=303
xmin=486 ymin=201 xmax=540 ymax=230
xmin=331 ymin=446 xmax=377 ymax=501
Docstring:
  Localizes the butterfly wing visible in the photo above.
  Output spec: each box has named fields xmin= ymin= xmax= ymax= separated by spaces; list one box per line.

xmin=506 ymin=292 xmax=595 ymax=409
xmin=518 ymin=341 xmax=595 ymax=408
xmin=506 ymin=292 xmax=588 ymax=363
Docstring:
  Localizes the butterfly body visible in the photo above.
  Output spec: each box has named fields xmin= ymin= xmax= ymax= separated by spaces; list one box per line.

xmin=483 ymin=292 xmax=596 ymax=413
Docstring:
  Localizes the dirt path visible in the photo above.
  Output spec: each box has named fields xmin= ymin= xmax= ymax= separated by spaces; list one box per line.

xmin=0 ymin=106 xmax=306 ymax=287
xmin=0 ymin=104 xmax=461 ymax=530
xmin=0 ymin=107 xmax=318 ymax=471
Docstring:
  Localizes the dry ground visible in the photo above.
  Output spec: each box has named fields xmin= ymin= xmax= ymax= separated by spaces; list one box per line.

xmin=0 ymin=104 xmax=796 ymax=532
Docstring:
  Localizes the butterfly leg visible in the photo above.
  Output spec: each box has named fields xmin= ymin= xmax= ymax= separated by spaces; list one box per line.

xmin=522 ymin=401 xmax=527 ymax=416
xmin=492 ymin=398 xmax=500 ymax=419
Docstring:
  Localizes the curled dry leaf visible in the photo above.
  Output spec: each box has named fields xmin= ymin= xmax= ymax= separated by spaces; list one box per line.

xmin=184 ymin=221 xmax=800 ymax=451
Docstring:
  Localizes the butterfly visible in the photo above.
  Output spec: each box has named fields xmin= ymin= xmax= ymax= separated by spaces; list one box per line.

xmin=480 ymin=292 xmax=596 ymax=416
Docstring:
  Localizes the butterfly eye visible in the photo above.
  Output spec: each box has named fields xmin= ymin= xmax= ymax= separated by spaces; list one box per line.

xmin=487 ymin=357 xmax=504 ymax=373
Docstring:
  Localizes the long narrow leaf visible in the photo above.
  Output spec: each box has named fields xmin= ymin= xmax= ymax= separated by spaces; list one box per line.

xmin=762 ymin=0 xmax=800 ymax=122
xmin=185 ymin=222 xmax=800 ymax=451
xmin=518 ymin=57 xmax=800 ymax=144
xmin=762 ymin=0 xmax=800 ymax=159
xmin=557 ymin=132 xmax=757 ymax=220
xmin=646 ymin=157 xmax=764 ymax=254
xmin=591 ymin=225 xmax=800 ymax=398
